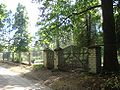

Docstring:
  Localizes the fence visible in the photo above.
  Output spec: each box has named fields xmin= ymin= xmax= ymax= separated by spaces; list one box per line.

xmin=1 ymin=51 xmax=44 ymax=65
xmin=44 ymin=45 xmax=102 ymax=73
xmin=59 ymin=45 xmax=88 ymax=71
xmin=0 ymin=45 xmax=102 ymax=73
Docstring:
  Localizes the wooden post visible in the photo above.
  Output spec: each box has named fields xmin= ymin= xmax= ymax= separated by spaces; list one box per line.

xmin=28 ymin=52 xmax=31 ymax=66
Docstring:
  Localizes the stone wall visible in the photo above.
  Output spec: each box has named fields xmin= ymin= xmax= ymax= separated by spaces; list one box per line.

xmin=43 ymin=48 xmax=54 ymax=69
xmin=43 ymin=45 xmax=102 ymax=73
xmin=54 ymin=45 xmax=88 ymax=71
xmin=88 ymin=46 xmax=101 ymax=73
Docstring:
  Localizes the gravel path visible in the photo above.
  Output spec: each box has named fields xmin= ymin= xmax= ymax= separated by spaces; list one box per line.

xmin=0 ymin=66 xmax=52 ymax=90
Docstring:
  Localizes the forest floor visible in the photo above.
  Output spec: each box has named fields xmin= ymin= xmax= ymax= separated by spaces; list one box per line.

xmin=0 ymin=60 xmax=120 ymax=90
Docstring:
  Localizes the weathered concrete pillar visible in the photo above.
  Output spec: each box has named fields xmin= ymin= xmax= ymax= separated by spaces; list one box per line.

xmin=88 ymin=46 xmax=101 ymax=74
xmin=43 ymin=49 xmax=47 ymax=68
xmin=12 ymin=52 xmax=15 ymax=62
xmin=18 ymin=52 xmax=22 ymax=64
xmin=54 ymin=47 xmax=63 ymax=70
xmin=3 ymin=52 xmax=11 ymax=61
xmin=3 ymin=52 xmax=4 ymax=61
xmin=43 ymin=48 xmax=54 ymax=69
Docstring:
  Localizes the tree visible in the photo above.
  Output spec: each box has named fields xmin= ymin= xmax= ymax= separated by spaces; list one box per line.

xmin=1 ymin=10 xmax=15 ymax=52
xmin=36 ymin=0 xmax=73 ymax=48
xmin=115 ymin=0 xmax=120 ymax=48
xmin=0 ymin=4 xmax=7 ymax=25
xmin=0 ymin=4 xmax=8 ymax=51
xmin=101 ymin=0 xmax=119 ymax=72
xmin=12 ymin=3 xmax=31 ymax=52
xmin=12 ymin=3 xmax=31 ymax=63
xmin=36 ymin=0 xmax=100 ymax=49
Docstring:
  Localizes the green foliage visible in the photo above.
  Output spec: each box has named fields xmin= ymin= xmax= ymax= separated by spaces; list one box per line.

xmin=0 ymin=4 xmax=9 ymax=51
xmin=0 ymin=44 xmax=6 ymax=52
xmin=0 ymin=10 xmax=15 ymax=51
xmin=115 ymin=1 xmax=120 ymax=49
xmin=12 ymin=3 xmax=31 ymax=52
xmin=14 ymin=57 xmax=21 ymax=63
xmin=0 ymin=4 xmax=7 ymax=22
xmin=36 ymin=0 xmax=102 ymax=49
xmin=32 ymin=64 xmax=44 ymax=71
xmin=36 ymin=0 xmax=75 ymax=48
xmin=71 ymin=0 xmax=102 ymax=47
xmin=101 ymin=75 xmax=120 ymax=89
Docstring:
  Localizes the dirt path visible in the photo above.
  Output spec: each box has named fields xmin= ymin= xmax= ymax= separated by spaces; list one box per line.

xmin=0 ymin=66 xmax=52 ymax=90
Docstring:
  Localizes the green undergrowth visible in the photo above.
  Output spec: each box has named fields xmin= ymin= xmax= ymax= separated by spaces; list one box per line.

xmin=32 ymin=64 xmax=44 ymax=71
xmin=101 ymin=74 xmax=120 ymax=90
xmin=81 ymin=73 xmax=120 ymax=90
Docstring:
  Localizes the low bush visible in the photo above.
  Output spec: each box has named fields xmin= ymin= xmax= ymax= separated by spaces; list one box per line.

xmin=32 ymin=64 xmax=44 ymax=71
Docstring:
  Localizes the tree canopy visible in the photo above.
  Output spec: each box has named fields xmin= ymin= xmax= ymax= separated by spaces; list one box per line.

xmin=0 ymin=4 xmax=8 ymax=51
xmin=36 ymin=0 xmax=101 ymax=49
xmin=12 ymin=3 xmax=31 ymax=52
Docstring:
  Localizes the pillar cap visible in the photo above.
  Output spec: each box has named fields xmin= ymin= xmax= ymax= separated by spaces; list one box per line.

xmin=43 ymin=48 xmax=51 ymax=51
xmin=88 ymin=45 xmax=103 ymax=49
xmin=54 ymin=47 xmax=62 ymax=51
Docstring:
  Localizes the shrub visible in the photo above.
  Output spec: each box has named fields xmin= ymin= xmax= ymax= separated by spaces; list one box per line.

xmin=101 ymin=74 xmax=120 ymax=90
xmin=32 ymin=64 xmax=44 ymax=71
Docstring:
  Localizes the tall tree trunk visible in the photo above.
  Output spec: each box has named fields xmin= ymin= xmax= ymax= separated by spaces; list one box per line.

xmin=101 ymin=0 xmax=119 ymax=72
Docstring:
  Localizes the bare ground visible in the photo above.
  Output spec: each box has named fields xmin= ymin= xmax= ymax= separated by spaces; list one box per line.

xmin=0 ymin=60 xmax=119 ymax=90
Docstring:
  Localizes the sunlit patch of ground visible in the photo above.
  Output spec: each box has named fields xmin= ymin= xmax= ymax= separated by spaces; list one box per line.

xmin=0 ymin=64 xmax=51 ymax=90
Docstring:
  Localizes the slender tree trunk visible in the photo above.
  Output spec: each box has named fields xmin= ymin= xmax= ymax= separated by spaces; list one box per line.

xmin=101 ymin=0 xmax=119 ymax=72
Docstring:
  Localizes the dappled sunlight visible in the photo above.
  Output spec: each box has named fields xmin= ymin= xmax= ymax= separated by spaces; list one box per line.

xmin=2 ymin=85 xmax=27 ymax=90
xmin=0 ymin=66 xmax=19 ymax=76
xmin=0 ymin=61 xmax=31 ymax=75
xmin=1 ymin=84 xmax=49 ymax=90
xmin=0 ymin=66 xmax=52 ymax=90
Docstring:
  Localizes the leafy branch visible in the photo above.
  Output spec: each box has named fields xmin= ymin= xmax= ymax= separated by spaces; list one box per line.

xmin=50 ymin=4 xmax=101 ymax=31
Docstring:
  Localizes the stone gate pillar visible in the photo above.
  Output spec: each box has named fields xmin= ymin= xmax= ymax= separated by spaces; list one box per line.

xmin=43 ymin=48 xmax=54 ymax=69
xmin=54 ymin=47 xmax=63 ymax=70
xmin=88 ymin=46 xmax=101 ymax=74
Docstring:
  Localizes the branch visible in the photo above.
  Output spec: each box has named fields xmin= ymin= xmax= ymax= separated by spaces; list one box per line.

xmin=50 ymin=4 xmax=101 ymax=31
xmin=72 ymin=5 xmax=101 ymax=15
